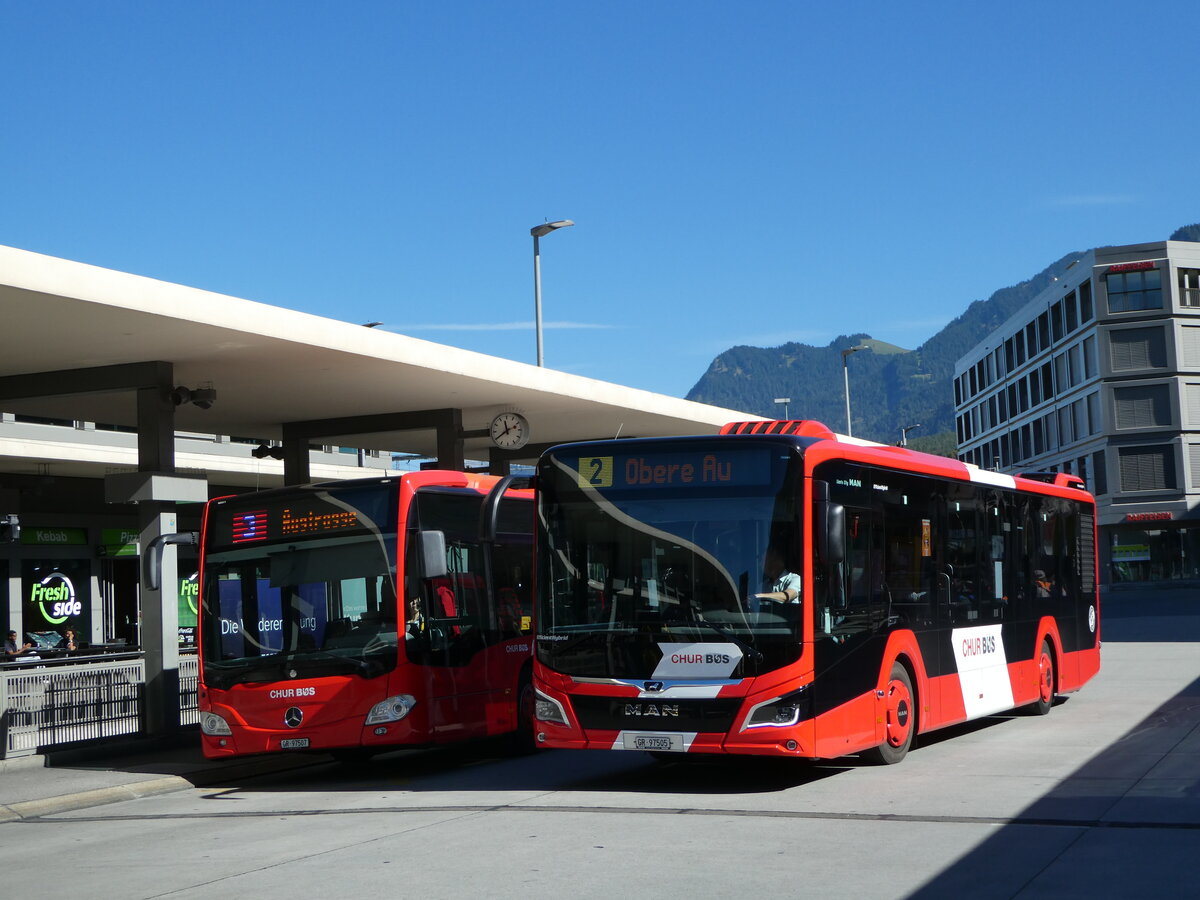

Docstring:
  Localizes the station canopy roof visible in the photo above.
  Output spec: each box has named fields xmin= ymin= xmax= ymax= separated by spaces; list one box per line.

xmin=0 ymin=244 xmax=758 ymax=467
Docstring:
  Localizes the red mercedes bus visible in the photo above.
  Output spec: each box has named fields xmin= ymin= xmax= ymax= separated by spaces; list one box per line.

xmin=532 ymin=420 xmax=1099 ymax=763
xmin=196 ymin=471 xmax=534 ymax=759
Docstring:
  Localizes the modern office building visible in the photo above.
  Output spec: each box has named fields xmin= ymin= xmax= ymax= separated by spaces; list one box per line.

xmin=954 ymin=240 xmax=1200 ymax=586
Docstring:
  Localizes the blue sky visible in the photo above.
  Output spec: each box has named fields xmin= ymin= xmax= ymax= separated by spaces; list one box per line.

xmin=3 ymin=2 xmax=1198 ymax=400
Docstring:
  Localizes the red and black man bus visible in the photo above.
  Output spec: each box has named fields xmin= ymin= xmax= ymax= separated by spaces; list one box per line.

xmin=196 ymin=471 xmax=534 ymax=758
xmin=532 ymin=421 xmax=1099 ymax=763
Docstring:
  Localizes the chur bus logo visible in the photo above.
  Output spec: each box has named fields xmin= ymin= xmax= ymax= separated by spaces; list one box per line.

xmin=624 ymin=703 xmax=679 ymax=717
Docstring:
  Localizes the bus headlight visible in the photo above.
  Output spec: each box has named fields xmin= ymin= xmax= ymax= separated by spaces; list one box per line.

xmin=365 ymin=694 xmax=416 ymax=725
xmin=200 ymin=711 xmax=232 ymax=736
xmin=743 ymin=687 xmax=809 ymax=729
xmin=533 ymin=689 xmax=569 ymax=726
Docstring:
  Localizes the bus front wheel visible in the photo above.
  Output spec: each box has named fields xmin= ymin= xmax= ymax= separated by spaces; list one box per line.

xmin=863 ymin=663 xmax=915 ymax=765
xmin=1028 ymin=640 xmax=1055 ymax=716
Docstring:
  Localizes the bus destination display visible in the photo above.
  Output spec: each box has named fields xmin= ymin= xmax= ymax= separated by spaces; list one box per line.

xmin=219 ymin=504 xmax=363 ymax=546
xmin=574 ymin=448 xmax=772 ymax=490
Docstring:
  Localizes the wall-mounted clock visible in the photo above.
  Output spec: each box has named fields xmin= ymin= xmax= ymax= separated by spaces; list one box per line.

xmin=489 ymin=412 xmax=530 ymax=450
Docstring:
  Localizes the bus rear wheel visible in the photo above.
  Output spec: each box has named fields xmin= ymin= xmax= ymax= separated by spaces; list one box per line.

xmin=1028 ymin=640 xmax=1055 ymax=716
xmin=863 ymin=663 xmax=915 ymax=765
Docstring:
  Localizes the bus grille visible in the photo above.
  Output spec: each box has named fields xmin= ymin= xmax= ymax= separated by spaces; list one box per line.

xmin=571 ymin=695 xmax=742 ymax=733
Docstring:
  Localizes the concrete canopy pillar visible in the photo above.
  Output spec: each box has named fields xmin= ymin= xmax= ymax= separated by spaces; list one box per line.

xmin=132 ymin=369 xmax=182 ymax=737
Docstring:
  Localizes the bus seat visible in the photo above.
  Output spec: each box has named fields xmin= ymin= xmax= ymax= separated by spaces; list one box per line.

xmin=433 ymin=584 xmax=461 ymax=636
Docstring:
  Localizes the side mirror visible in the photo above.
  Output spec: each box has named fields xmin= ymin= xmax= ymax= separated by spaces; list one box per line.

xmin=143 ymin=532 xmax=199 ymax=590
xmin=417 ymin=530 xmax=448 ymax=580
xmin=813 ymin=481 xmax=845 ymax=565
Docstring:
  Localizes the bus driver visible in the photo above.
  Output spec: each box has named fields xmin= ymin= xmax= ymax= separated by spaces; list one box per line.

xmin=755 ymin=547 xmax=801 ymax=604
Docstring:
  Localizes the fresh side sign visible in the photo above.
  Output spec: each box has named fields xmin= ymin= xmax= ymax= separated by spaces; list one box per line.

xmin=29 ymin=572 xmax=82 ymax=624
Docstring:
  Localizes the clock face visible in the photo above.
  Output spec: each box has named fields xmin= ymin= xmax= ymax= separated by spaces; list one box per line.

xmin=489 ymin=412 xmax=530 ymax=449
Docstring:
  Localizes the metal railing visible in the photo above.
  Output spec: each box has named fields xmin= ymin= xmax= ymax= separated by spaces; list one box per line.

xmin=0 ymin=652 xmax=199 ymax=758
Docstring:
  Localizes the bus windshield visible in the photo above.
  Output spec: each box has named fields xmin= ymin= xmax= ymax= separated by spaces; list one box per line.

xmin=536 ymin=439 xmax=804 ymax=679
xmin=201 ymin=482 xmax=400 ymax=688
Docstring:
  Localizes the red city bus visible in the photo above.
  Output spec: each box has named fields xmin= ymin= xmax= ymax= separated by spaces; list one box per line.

xmin=532 ymin=420 xmax=1100 ymax=763
xmin=196 ymin=471 xmax=534 ymax=759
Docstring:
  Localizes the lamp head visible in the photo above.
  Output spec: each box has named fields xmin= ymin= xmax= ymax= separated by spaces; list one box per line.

xmin=531 ymin=219 xmax=575 ymax=238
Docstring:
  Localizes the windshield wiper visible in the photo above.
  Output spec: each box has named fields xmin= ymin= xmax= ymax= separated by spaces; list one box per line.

xmin=283 ymin=648 xmax=373 ymax=676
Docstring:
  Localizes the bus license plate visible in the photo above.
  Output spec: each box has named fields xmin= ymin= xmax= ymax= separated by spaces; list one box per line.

xmin=279 ymin=738 xmax=310 ymax=750
xmin=625 ymin=733 xmax=683 ymax=752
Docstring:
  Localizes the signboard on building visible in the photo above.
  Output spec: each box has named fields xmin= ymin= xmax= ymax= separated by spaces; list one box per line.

xmin=101 ymin=528 xmax=140 ymax=557
xmin=1112 ymin=544 xmax=1151 ymax=562
xmin=21 ymin=527 xmax=87 ymax=546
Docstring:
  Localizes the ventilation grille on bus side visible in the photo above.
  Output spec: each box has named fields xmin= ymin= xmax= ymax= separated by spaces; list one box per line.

xmin=720 ymin=420 xmax=836 ymax=439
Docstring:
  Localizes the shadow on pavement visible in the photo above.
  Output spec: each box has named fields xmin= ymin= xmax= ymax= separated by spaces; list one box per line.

xmin=907 ymin=598 xmax=1200 ymax=899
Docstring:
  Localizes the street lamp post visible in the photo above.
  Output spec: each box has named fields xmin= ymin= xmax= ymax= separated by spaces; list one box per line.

xmin=531 ymin=220 xmax=575 ymax=366
xmin=841 ymin=345 xmax=868 ymax=436
xmin=900 ymin=423 xmax=921 ymax=446
xmin=774 ymin=397 xmax=791 ymax=419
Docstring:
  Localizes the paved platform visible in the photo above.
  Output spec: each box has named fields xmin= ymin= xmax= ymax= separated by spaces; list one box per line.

xmin=0 ymin=585 xmax=1195 ymax=883
xmin=0 ymin=736 xmax=326 ymax=822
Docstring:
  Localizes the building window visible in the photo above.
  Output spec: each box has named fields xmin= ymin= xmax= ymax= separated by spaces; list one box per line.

xmin=1189 ymin=445 xmax=1200 ymax=489
xmin=1110 ymin=326 xmax=1167 ymax=370
xmin=1073 ymin=399 xmax=1087 ymax=439
xmin=1065 ymin=292 xmax=1078 ymax=332
xmin=1114 ymin=384 xmax=1172 ymax=430
xmin=1186 ymin=383 xmax=1200 ymax=426
xmin=1179 ymin=268 xmax=1200 ymax=308
xmin=1059 ymin=406 xmax=1074 ymax=445
xmin=1079 ymin=280 xmax=1093 ymax=322
xmin=1118 ymin=444 xmax=1176 ymax=492
xmin=1025 ymin=321 xmax=1038 ymax=358
xmin=1083 ymin=336 xmax=1097 ymax=379
xmin=1107 ymin=268 xmax=1163 ymax=313
xmin=1092 ymin=450 xmax=1107 ymax=495
xmin=1087 ymin=391 xmax=1101 ymax=434
xmin=1051 ymin=301 xmax=1064 ymax=343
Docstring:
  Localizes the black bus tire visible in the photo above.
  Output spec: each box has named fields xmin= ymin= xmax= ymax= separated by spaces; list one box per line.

xmin=863 ymin=662 xmax=916 ymax=765
xmin=1028 ymin=640 xmax=1055 ymax=716
xmin=507 ymin=672 xmax=538 ymax=755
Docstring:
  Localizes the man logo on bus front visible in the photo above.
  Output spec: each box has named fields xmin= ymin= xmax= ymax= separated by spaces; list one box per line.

xmin=644 ymin=681 xmax=665 ymax=693
xmin=284 ymin=707 xmax=304 ymax=728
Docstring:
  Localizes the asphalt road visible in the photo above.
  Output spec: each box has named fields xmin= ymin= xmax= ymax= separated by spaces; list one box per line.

xmin=2 ymin=597 xmax=1197 ymax=900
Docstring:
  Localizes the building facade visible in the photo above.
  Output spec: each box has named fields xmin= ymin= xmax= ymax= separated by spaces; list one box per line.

xmin=954 ymin=240 xmax=1200 ymax=586
xmin=0 ymin=415 xmax=393 ymax=650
